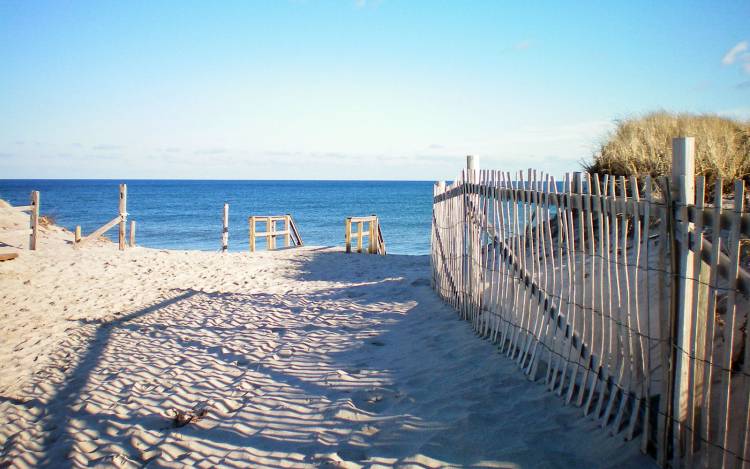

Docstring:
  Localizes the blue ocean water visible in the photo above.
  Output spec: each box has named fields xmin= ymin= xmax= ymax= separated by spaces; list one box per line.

xmin=0 ymin=180 xmax=434 ymax=255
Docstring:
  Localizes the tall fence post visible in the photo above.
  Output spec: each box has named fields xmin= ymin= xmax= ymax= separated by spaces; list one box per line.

xmin=29 ymin=190 xmax=39 ymax=250
xmin=345 ymin=217 xmax=352 ymax=253
xmin=670 ymin=136 xmax=695 ymax=464
xmin=368 ymin=215 xmax=377 ymax=254
xmin=222 ymin=203 xmax=229 ymax=252
xmin=465 ymin=155 xmax=478 ymax=317
xmin=118 ymin=184 xmax=127 ymax=251
xmin=249 ymin=216 xmax=256 ymax=253
xmin=284 ymin=214 xmax=291 ymax=248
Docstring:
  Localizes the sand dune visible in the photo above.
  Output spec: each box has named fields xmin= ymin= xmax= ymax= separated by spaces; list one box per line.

xmin=0 ymin=206 xmax=654 ymax=468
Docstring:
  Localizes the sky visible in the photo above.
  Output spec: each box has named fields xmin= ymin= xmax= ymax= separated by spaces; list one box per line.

xmin=1 ymin=0 xmax=748 ymax=180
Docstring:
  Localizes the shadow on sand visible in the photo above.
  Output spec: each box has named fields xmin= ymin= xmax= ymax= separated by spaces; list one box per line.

xmin=0 ymin=250 xmax=649 ymax=468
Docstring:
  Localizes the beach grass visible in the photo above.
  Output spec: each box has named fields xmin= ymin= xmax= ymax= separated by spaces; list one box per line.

xmin=584 ymin=111 xmax=750 ymax=196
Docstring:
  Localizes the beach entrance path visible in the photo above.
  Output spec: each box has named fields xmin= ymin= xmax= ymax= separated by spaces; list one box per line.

xmin=0 ymin=247 xmax=654 ymax=468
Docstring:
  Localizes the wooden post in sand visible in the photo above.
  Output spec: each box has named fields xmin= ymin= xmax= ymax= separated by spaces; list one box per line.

xmin=222 ymin=203 xmax=229 ymax=252
xmin=284 ymin=214 xmax=291 ymax=248
xmin=368 ymin=214 xmax=377 ymax=254
xmin=357 ymin=220 xmax=364 ymax=253
xmin=465 ymin=155 xmax=478 ymax=315
xmin=29 ymin=190 xmax=39 ymax=250
xmin=345 ymin=217 xmax=352 ymax=253
xmin=129 ymin=220 xmax=136 ymax=247
xmin=267 ymin=218 xmax=274 ymax=250
xmin=670 ymin=136 xmax=695 ymax=463
xmin=118 ymin=184 xmax=127 ymax=251
xmin=75 ymin=225 xmax=82 ymax=244
xmin=249 ymin=216 xmax=256 ymax=252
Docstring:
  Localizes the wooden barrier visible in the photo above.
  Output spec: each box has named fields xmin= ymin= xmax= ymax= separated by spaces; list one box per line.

xmin=431 ymin=145 xmax=750 ymax=468
xmin=76 ymin=184 xmax=131 ymax=251
xmin=248 ymin=214 xmax=303 ymax=252
xmin=2 ymin=191 xmax=40 ymax=250
xmin=344 ymin=215 xmax=386 ymax=255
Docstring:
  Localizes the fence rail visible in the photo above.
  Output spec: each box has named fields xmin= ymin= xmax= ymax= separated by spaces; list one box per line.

xmin=431 ymin=141 xmax=749 ymax=468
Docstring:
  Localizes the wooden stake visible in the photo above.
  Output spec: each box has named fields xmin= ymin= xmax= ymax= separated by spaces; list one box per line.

xmin=368 ymin=215 xmax=376 ymax=254
xmin=345 ymin=217 xmax=352 ymax=253
xmin=29 ymin=190 xmax=39 ymax=250
xmin=671 ymin=136 xmax=696 ymax=460
xmin=267 ymin=218 xmax=274 ymax=250
xmin=75 ymin=225 xmax=81 ymax=245
xmin=222 ymin=203 xmax=229 ymax=252
xmin=285 ymin=214 xmax=291 ymax=248
xmin=249 ymin=216 xmax=256 ymax=253
xmin=357 ymin=221 xmax=364 ymax=253
xmin=118 ymin=184 xmax=127 ymax=251
xmin=129 ymin=220 xmax=136 ymax=247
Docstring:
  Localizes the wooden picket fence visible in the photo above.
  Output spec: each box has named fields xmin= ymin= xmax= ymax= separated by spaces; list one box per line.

xmin=431 ymin=140 xmax=750 ymax=468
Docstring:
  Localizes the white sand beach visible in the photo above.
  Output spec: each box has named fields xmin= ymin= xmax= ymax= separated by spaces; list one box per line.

xmin=0 ymin=203 xmax=654 ymax=468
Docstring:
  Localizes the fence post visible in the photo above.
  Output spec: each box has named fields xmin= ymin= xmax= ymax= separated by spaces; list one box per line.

xmin=249 ymin=216 xmax=256 ymax=252
xmin=284 ymin=214 xmax=291 ymax=248
xmin=29 ymin=190 xmax=39 ymax=250
xmin=345 ymin=217 xmax=352 ymax=253
xmin=368 ymin=215 xmax=376 ymax=254
xmin=357 ymin=221 xmax=365 ymax=253
xmin=433 ymin=181 xmax=445 ymax=289
xmin=118 ymin=184 xmax=127 ymax=251
xmin=129 ymin=220 xmax=136 ymax=247
xmin=670 ymin=136 xmax=695 ymax=463
xmin=465 ymin=156 xmax=478 ymax=318
xmin=222 ymin=203 xmax=229 ymax=252
xmin=75 ymin=225 xmax=81 ymax=245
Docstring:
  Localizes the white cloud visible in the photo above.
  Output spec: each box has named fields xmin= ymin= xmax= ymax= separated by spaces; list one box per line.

xmin=721 ymin=41 xmax=748 ymax=65
xmin=514 ymin=40 xmax=531 ymax=50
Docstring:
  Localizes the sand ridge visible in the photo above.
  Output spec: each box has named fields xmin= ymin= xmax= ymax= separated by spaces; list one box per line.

xmin=0 ymin=207 xmax=654 ymax=467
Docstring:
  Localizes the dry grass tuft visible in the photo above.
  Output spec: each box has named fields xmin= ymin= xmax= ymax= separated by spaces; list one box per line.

xmin=584 ymin=111 xmax=750 ymax=194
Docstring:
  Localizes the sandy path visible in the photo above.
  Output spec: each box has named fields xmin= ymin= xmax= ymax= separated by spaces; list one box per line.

xmin=1 ymin=247 xmax=654 ymax=468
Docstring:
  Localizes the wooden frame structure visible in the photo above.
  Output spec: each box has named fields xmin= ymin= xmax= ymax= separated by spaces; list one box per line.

xmin=2 ymin=191 xmax=40 ymax=250
xmin=248 ymin=214 xmax=303 ymax=252
xmin=76 ymin=184 xmax=132 ymax=251
xmin=344 ymin=215 xmax=386 ymax=255
xmin=431 ymin=146 xmax=750 ymax=468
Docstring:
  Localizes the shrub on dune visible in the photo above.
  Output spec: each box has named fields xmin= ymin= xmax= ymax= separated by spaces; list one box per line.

xmin=585 ymin=111 xmax=750 ymax=197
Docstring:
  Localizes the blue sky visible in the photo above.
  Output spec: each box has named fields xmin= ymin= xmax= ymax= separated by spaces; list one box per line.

xmin=1 ymin=0 xmax=748 ymax=180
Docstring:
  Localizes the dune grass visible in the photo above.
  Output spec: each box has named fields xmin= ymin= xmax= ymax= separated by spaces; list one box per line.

xmin=584 ymin=111 xmax=750 ymax=196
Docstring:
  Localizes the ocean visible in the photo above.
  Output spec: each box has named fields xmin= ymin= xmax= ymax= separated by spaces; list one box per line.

xmin=0 ymin=180 xmax=434 ymax=255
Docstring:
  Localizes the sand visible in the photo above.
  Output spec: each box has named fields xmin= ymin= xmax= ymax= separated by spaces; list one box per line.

xmin=0 ymin=201 xmax=655 ymax=468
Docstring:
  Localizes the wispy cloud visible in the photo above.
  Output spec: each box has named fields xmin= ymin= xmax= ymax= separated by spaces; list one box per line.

xmin=355 ymin=0 xmax=381 ymax=8
xmin=514 ymin=40 xmax=532 ymax=50
xmin=722 ymin=41 xmax=748 ymax=65
xmin=193 ymin=147 xmax=227 ymax=155
xmin=722 ymin=41 xmax=750 ymax=84
xmin=92 ymin=144 xmax=123 ymax=151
